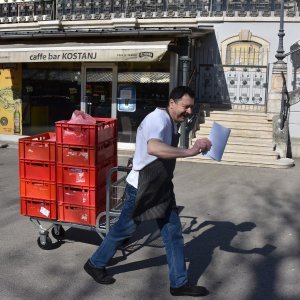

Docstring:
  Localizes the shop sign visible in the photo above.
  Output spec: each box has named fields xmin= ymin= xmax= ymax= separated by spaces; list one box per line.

xmin=2 ymin=50 xmax=161 ymax=62
xmin=28 ymin=52 xmax=97 ymax=61
xmin=0 ymin=41 xmax=170 ymax=63
xmin=0 ymin=64 xmax=22 ymax=135
xmin=118 ymin=85 xmax=136 ymax=112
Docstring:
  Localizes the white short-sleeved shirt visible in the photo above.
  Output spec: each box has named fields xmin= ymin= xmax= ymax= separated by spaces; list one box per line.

xmin=126 ymin=108 xmax=175 ymax=188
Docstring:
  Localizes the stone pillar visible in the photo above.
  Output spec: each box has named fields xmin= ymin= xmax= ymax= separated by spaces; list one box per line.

xmin=267 ymin=61 xmax=294 ymax=166
xmin=267 ymin=61 xmax=287 ymax=121
xmin=179 ymin=56 xmax=191 ymax=148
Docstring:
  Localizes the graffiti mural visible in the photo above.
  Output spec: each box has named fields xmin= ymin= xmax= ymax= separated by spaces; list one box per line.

xmin=0 ymin=64 xmax=22 ymax=135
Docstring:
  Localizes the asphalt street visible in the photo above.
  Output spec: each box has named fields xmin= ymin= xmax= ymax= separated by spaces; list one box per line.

xmin=1 ymin=146 xmax=300 ymax=300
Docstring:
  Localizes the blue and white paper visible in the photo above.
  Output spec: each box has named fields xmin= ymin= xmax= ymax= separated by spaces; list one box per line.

xmin=202 ymin=122 xmax=231 ymax=161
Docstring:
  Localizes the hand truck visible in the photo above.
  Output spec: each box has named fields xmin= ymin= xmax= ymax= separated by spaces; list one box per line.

xmin=29 ymin=166 xmax=130 ymax=250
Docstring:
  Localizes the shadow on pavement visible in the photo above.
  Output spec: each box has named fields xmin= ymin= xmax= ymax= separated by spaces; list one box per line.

xmin=183 ymin=220 xmax=276 ymax=285
xmin=48 ymin=212 xmax=276 ymax=288
xmin=108 ymin=219 xmax=276 ymax=286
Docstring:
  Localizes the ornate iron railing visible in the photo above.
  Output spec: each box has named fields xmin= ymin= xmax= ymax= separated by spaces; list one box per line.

xmin=0 ymin=0 xmax=299 ymax=23
xmin=279 ymin=71 xmax=290 ymax=130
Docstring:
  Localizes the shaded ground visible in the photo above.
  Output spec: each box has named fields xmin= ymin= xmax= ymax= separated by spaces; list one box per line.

xmin=0 ymin=147 xmax=299 ymax=300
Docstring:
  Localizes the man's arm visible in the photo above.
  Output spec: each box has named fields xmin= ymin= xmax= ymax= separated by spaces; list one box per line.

xmin=147 ymin=138 xmax=211 ymax=159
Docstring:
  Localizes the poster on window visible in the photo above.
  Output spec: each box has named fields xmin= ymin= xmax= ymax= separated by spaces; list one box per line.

xmin=118 ymin=85 xmax=136 ymax=112
xmin=0 ymin=64 xmax=22 ymax=135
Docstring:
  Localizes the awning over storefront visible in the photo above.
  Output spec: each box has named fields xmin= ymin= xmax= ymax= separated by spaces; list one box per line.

xmin=0 ymin=41 xmax=171 ymax=63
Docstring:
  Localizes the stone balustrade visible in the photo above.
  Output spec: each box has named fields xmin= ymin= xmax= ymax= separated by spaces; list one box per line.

xmin=0 ymin=0 xmax=299 ymax=23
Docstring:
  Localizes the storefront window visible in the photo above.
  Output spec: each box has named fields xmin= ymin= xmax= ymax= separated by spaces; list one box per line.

xmin=22 ymin=62 xmax=81 ymax=135
xmin=21 ymin=54 xmax=171 ymax=142
xmin=117 ymin=55 xmax=170 ymax=143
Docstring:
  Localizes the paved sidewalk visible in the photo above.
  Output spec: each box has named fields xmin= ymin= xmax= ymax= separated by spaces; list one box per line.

xmin=1 ymin=147 xmax=300 ymax=300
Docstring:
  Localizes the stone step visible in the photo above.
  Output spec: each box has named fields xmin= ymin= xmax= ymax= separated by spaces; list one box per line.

xmin=221 ymin=151 xmax=278 ymax=161
xmin=204 ymin=116 xmax=270 ymax=124
xmin=192 ymin=134 xmax=273 ymax=147
xmin=189 ymin=108 xmax=295 ymax=168
xmin=202 ymin=119 xmax=272 ymax=130
xmin=196 ymin=127 xmax=272 ymax=139
xmin=179 ymin=156 xmax=293 ymax=169
xmin=205 ymin=115 xmax=272 ymax=124
xmin=192 ymin=134 xmax=277 ymax=160
xmin=193 ymin=134 xmax=273 ymax=146
xmin=118 ymin=150 xmax=134 ymax=158
xmin=205 ymin=110 xmax=267 ymax=120
xmin=221 ymin=143 xmax=274 ymax=154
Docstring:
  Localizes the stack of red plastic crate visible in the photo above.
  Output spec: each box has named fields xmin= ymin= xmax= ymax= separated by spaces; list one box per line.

xmin=19 ymin=132 xmax=57 ymax=219
xmin=55 ymin=118 xmax=117 ymax=226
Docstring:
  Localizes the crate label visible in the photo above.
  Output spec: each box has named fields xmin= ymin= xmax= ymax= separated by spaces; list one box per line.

xmin=81 ymin=214 xmax=88 ymax=221
xmin=76 ymin=173 xmax=85 ymax=183
xmin=40 ymin=206 xmax=50 ymax=217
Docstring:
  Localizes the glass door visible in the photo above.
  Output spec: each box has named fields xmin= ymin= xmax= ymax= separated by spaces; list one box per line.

xmin=81 ymin=64 xmax=117 ymax=118
xmin=22 ymin=62 xmax=81 ymax=136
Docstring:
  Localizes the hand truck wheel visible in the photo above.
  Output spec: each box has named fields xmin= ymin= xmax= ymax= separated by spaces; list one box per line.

xmin=51 ymin=225 xmax=65 ymax=241
xmin=37 ymin=235 xmax=53 ymax=250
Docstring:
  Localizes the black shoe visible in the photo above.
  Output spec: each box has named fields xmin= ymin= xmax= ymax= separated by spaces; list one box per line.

xmin=84 ymin=260 xmax=116 ymax=284
xmin=170 ymin=283 xmax=209 ymax=297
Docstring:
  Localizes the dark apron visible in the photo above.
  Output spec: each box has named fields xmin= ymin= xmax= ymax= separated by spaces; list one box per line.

xmin=132 ymin=111 xmax=180 ymax=221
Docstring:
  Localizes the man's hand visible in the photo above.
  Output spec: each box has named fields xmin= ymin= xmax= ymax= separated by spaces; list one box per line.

xmin=187 ymin=138 xmax=212 ymax=156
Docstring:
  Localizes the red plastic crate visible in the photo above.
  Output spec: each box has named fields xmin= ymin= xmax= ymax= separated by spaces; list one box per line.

xmin=20 ymin=198 xmax=57 ymax=220
xmin=57 ymin=203 xmax=104 ymax=226
xmin=56 ymin=157 xmax=117 ymax=187
xmin=19 ymin=159 xmax=56 ymax=181
xmin=57 ymin=184 xmax=105 ymax=207
xmin=20 ymin=179 xmax=56 ymax=200
xmin=56 ymin=138 xmax=117 ymax=167
xmin=19 ymin=132 xmax=56 ymax=162
xmin=55 ymin=118 xmax=117 ymax=146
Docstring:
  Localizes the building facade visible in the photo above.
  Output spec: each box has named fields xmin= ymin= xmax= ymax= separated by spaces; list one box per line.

xmin=0 ymin=0 xmax=299 ymax=156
